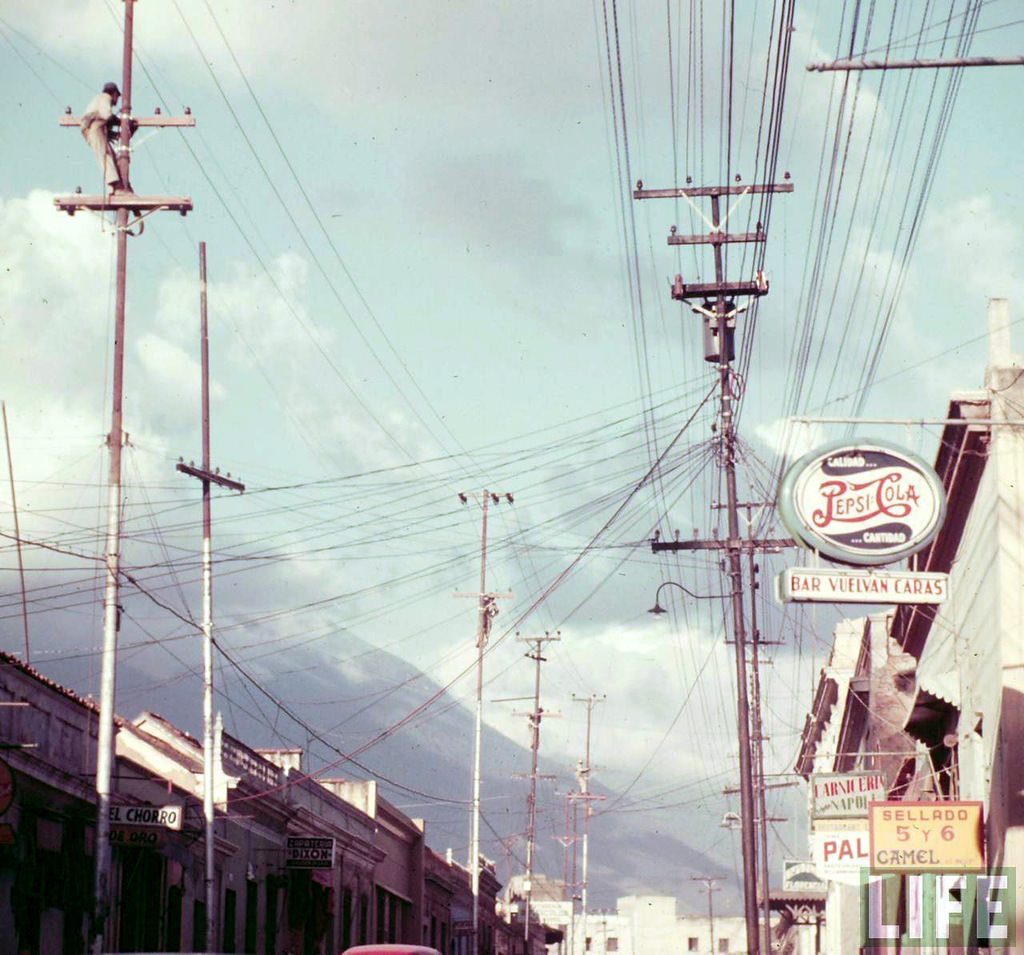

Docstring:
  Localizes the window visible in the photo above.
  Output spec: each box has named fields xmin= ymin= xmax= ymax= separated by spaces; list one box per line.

xmin=264 ymin=880 xmax=279 ymax=955
xmin=166 ymin=885 xmax=183 ymax=952
xmin=117 ymin=848 xmax=164 ymax=950
xmin=606 ymin=938 xmax=618 ymax=952
xmin=359 ymin=892 xmax=369 ymax=945
xmin=687 ymin=939 xmax=698 ymax=952
xmin=223 ymin=887 xmax=237 ymax=953
xmin=341 ymin=887 xmax=354 ymax=951
xmin=244 ymin=880 xmax=258 ymax=954
xmin=193 ymin=900 xmax=207 ymax=953
xmin=718 ymin=940 xmax=729 ymax=953
xmin=586 ymin=938 xmax=592 ymax=952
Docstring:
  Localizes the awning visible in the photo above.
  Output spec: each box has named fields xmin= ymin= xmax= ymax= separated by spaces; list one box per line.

xmin=914 ymin=626 xmax=960 ymax=709
xmin=905 ymin=628 xmax=960 ymax=746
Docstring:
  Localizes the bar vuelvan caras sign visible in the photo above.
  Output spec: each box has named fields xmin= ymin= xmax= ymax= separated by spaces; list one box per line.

xmin=779 ymin=567 xmax=948 ymax=604
xmin=778 ymin=439 xmax=946 ymax=566
xmin=813 ymin=772 xmax=887 ymax=819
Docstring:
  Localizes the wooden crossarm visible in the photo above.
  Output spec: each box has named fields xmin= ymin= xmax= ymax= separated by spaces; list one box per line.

xmin=54 ymin=194 xmax=193 ymax=215
xmin=671 ymin=279 xmax=769 ymax=299
xmin=60 ymin=115 xmax=196 ymax=127
xmin=635 ymin=182 xmax=794 ymax=199
xmin=668 ymin=230 xmax=767 ymax=246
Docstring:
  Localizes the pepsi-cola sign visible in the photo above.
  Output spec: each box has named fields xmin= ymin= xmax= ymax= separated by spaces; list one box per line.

xmin=779 ymin=440 xmax=946 ymax=566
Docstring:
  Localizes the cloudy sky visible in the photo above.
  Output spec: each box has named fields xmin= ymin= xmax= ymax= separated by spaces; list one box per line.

xmin=2 ymin=0 xmax=1023 ymax=898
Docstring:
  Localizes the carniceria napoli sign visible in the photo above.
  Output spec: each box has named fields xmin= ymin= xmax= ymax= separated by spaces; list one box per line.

xmin=778 ymin=440 xmax=947 ymax=566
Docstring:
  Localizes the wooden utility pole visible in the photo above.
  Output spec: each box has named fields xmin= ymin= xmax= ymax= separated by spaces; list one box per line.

xmin=457 ymin=490 xmax=513 ymax=955
xmin=551 ymin=792 xmax=580 ymax=954
xmin=516 ymin=631 xmax=560 ymax=940
xmin=55 ymin=3 xmax=194 ymax=949
xmin=175 ymin=243 xmax=244 ymax=950
xmin=2 ymin=402 xmax=30 ymax=664
xmin=571 ymin=693 xmax=605 ymax=952
xmin=716 ymin=500 xmax=782 ymax=954
xmin=635 ymin=177 xmax=791 ymax=955
xmin=744 ymin=536 xmax=774 ymax=955
xmin=691 ymin=877 xmax=721 ymax=955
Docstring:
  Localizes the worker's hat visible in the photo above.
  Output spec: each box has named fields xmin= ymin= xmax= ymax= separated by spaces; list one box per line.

xmin=103 ymin=82 xmax=121 ymax=97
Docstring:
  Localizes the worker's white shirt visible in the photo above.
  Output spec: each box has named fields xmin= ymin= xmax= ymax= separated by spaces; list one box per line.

xmin=81 ymin=91 xmax=115 ymax=130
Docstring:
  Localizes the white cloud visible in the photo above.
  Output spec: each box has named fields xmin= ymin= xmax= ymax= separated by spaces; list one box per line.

xmin=754 ymin=417 xmax=825 ymax=460
xmin=924 ymin=195 xmax=1024 ymax=303
xmin=455 ymin=616 xmax=743 ymax=789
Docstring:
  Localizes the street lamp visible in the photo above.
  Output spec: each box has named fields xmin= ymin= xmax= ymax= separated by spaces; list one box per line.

xmin=647 ymin=580 xmax=729 ymax=614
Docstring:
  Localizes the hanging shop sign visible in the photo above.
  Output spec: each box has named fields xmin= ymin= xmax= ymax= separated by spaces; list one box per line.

xmin=812 ymin=772 xmax=887 ymax=819
xmin=778 ymin=567 xmax=949 ymax=605
xmin=778 ymin=440 xmax=947 ymax=566
xmin=869 ymin=801 xmax=985 ymax=873
xmin=286 ymin=836 xmax=335 ymax=869
xmin=109 ymin=803 xmax=183 ymax=830
xmin=782 ymin=859 xmax=826 ymax=893
xmin=110 ymin=826 xmax=165 ymax=848
xmin=811 ymin=819 xmax=871 ymax=885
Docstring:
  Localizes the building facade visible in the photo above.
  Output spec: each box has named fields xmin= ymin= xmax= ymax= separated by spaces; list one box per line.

xmin=795 ymin=299 xmax=1024 ymax=951
xmin=0 ymin=652 xmax=555 ymax=955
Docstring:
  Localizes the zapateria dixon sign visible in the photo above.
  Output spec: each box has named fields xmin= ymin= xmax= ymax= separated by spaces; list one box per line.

xmin=778 ymin=439 xmax=947 ymax=566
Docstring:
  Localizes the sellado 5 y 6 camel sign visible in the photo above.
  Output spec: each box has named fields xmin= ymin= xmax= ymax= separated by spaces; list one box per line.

xmin=778 ymin=440 xmax=947 ymax=566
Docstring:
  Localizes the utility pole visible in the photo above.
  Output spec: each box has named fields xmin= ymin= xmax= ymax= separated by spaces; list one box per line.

xmin=691 ymin=877 xmax=720 ymax=955
xmin=458 ymin=490 xmax=513 ymax=955
xmin=714 ymin=500 xmax=779 ymax=955
xmin=55 ymin=4 xmax=194 ymax=951
xmin=635 ymin=177 xmax=792 ymax=955
xmin=570 ymin=793 xmax=579 ymax=955
xmin=551 ymin=792 xmax=579 ymax=955
xmin=571 ymin=693 xmax=605 ymax=954
xmin=2 ymin=402 xmax=30 ymax=664
xmin=175 ymin=243 xmax=244 ymax=950
xmin=745 ymin=539 xmax=772 ymax=955
xmin=516 ymin=631 xmax=561 ymax=941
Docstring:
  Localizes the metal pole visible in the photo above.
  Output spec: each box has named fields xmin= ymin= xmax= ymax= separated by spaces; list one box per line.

xmin=573 ymin=694 xmax=603 ymax=955
xmin=92 ymin=2 xmax=134 ymax=949
xmin=710 ymin=190 xmax=760 ymax=955
xmin=199 ymin=242 xmax=217 ymax=950
xmin=525 ymin=654 xmax=540 ymax=942
xmin=569 ymin=797 xmax=578 ymax=955
xmin=1 ymin=402 xmax=30 ymax=663
xmin=521 ymin=632 xmax=558 ymax=942
xmin=579 ymin=762 xmax=589 ymax=955
xmin=470 ymin=492 xmax=489 ymax=955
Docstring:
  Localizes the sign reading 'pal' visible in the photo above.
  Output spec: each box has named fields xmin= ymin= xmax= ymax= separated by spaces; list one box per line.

xmin=779 ymin=440 xmax=946 ymax=566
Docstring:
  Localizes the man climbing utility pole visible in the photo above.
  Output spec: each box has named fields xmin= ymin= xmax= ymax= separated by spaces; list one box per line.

xmin=79 ymin=81 xmax=125 ymax=194
xmin=55 ymin=3 xmax=194 ymax=950
xmin=457 ymin=490 xmax=513 ymax=955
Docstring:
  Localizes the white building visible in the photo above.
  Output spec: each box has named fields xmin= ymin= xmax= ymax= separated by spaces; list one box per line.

xmin=555 ymin=895 xmax=746 ymax=955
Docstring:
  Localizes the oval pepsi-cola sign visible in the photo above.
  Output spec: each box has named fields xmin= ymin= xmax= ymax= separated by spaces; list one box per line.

xmin=778 ymin=440 xmax=947 ymax=566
